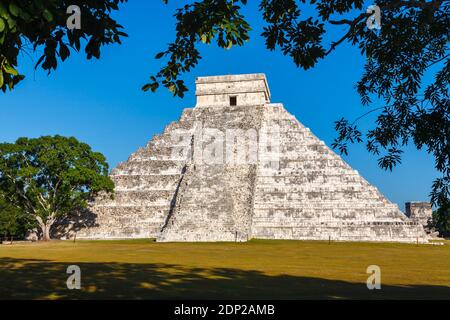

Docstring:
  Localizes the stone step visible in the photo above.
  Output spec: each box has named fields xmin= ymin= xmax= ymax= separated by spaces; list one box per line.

xmin=254 ymin=191 xmax=388 ymax=202
xmin=259 ymin=153 xmax=340 ymax=162
xmin=163 ymin=120 xmax=194 ymax=133
xmin=76 ymin=224 xmax=161 ymax=239
xmin=255 ymin=174 xmax=364 ymax=185
xmin=256 ymin=176 xmax=365 ymax=186
xmin=112 ymin=160 xmax=185 ymax=175
xmin=257 ymin=167 xmax=357 ymax=176
xmin=251 ymin=224 xmax=426 ymax=243
xmin=130 ymin=148 xmax=170 ymax=160
xmin=254 ymin=183 xmax=381 ymax=192
xmin=158 ymin=232 xmax=239 ymax=242
xmin=253 ymin=201 xmax=397 ymax=210
xmin=131 ymin=145 xmax=190 ymax=161
xmin=96 ymin=190 xmax=174 ymax=206
xmin=112 ymin=174 xmax=181 ymax=190
xmin=255 ymin=185 xmax=368 ymax=194
xmin=92 ymin=205 xmax=169 ymax=217
xmin=252 ymin=210 xmax=403 ymax=222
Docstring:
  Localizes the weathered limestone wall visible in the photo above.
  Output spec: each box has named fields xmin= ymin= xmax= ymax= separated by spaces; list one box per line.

xmin=405 ymin=202 xmax=433 ymax=226
xmin=195 ymin=74 xmax=270 ymax=108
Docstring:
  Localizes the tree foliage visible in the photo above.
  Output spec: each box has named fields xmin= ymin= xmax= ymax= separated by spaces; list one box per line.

xmin=431 ymin=205 xmax=450 ymax=237
xmin=143 ymin=0 xmax=251 ymax=97
xmin=0 ymin=136 xmax=114 ymax=240
xmin=0 ymin=195 xmax=34 ymax=240
xmin=146 ymin=0 xmax=449 ymax=207
xmin=0 ymin=0 xmax=127 ymax=91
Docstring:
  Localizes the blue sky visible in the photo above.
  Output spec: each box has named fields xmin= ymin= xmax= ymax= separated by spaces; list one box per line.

xmin=0 ymin=1 xmax=438 ymax=210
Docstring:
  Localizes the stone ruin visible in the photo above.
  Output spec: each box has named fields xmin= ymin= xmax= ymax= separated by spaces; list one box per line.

xmin=61 ymin=74 xmax=430 ymax=243
xmin=405 ymin=202 xmax=433 ymax=226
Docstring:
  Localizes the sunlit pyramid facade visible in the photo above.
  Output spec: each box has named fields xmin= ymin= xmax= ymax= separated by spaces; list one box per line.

xmin=62 ymin=74 xmax=429 ymax=243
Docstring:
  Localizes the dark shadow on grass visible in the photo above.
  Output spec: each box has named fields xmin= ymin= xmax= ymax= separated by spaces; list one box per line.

xmin=0 ymin=258 xmax=449 ymax=300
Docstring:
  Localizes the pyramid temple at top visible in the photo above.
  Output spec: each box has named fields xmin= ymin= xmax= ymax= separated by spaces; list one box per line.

xmin=61 ymin=74 xmax=429 ymax=243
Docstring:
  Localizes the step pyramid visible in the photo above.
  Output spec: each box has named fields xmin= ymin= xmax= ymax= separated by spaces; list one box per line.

xmin=68 ymin=74 xmax=428 ymax=243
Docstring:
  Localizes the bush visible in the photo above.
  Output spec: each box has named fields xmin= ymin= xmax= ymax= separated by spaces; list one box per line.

xmin=0 ymin=198 xmax=35 ymax=241
xmin=431 ymin=205 xmax=450 ymax=238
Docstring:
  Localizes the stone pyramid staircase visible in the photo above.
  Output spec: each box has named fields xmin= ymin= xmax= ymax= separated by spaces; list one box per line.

xmin=157 ymin=104 xmax=262 ymax=242
xmin=157 ymin=164 xmax=255 ymax=242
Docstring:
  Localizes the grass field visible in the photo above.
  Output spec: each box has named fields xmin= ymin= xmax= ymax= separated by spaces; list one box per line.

xmin=0 ymin=239 xmax=449 ymax=299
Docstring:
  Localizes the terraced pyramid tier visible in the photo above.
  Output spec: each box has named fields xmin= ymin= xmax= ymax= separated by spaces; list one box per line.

xmin=63 ymin=74 xmax=428 ymax=243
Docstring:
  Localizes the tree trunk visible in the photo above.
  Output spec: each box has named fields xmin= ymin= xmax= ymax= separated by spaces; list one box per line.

xmin=35 ymin=215 xmax=56 ymax=241
xmin=42 ymin=222 xmax=52 ymax=241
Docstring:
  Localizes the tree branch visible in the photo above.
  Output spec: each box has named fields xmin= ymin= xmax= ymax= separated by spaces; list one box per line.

xmin=351 ymin=107 xmax=385 ymax=125
xmin=1 ymin=169 xmax=36 ymax=214
xmin=326 ymin=0 xmax=443 ymax=56
xmin=37 ymin=192 xmax=50 ymax=212
xmin=326 ymin=13 xmax=369 ymax=56
xmin=426 ymin=53 xmax=450 ymax=68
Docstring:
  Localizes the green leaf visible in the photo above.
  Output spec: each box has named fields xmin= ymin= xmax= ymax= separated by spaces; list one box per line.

xmin=3 ymin=64 xmax=18 ymax=76
xmin=8 ymin=3 xmax=21 ymax=17
xmin=0 ymin=71 xmax=4 ymax=88
xmin=6 ymin=16 xmax=16 ymax=29
xmin=19 ymin=11 xmax=31 ymax=22
xmin=42 ymin=9 xmax=53 ymax=22
xmin=142 ymin=82 xmax=158 ymax=92
xmin=142 ymin=83 xmax=152 ymax=92
xmin=0 ymin=3 xmax=7 ymax=18
xmin=59 ymin=44 xmax=70 ymax=61
xmin=0 ymin=18 xmax=5 ymax=32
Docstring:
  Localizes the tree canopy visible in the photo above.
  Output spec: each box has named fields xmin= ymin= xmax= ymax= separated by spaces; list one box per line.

xmin=0 ymin=0 xmax=127 ymax=91
xmin=432 ymin=205 xmax=450 ymax=237
xmin=0 ymin=196 xmax=33 ymax=240
xmin=0 ymin=135 xmax=114 ymax=240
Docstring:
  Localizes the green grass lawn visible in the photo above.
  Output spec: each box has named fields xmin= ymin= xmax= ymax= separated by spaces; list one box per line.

xmin=0 ymin=239 xmax=449 ymax=299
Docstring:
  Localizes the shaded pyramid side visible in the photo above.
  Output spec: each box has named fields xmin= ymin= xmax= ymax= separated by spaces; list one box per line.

xmin=251 ymin=103 xmax=428 ymax=243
